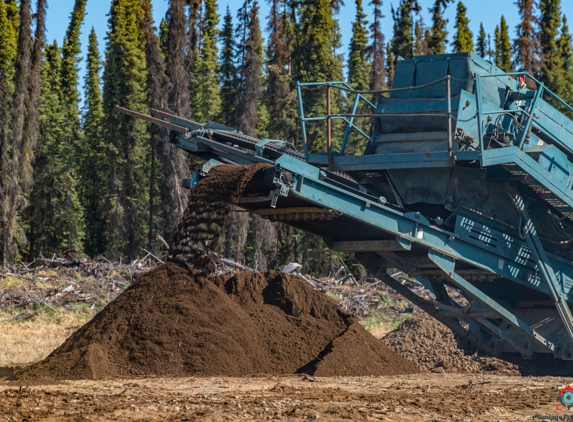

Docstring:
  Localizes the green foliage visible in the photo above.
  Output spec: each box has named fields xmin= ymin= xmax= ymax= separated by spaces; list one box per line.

xmin=0 ymin=2 xmax=19 ymax=261
xmin=23 ymin=42 xmax=85 ymax=257
xmin=263 ymin=0 xmax=297 ymax=144
xmin=367 ymin=0 xmax=386 ymax=90
xmin=361 ymin=310 xmax=411 ymax=333
xmin=80 ymin=28 xmax=106 ymax=256
xmin=235 ymin=0 xmax=263 ymax=137
xmin=427 ymin=0 xmax=452 ymax=54
xmin=293 ymin=0 xmax=344 ymax=152
xmin=414 ymin=17 xmax=428 ymax=56
xmin=557 ymin=16 xmax=573 ymax=104
xmin=159 ymin=18 xmax=168 ymax=57
xmin=494 ymin=16 xmax=512 ymax=72
xmin=348 ymin=0 xmax=370 ymax=91
xmin=539 ymin=0 xmax=563 ymax=92
xmin=0 ymin=0 xmax=18 ymax=82
xmin=386 ymin=42 xmax=395 ymax=86
xmin=7 ymin=0 xmax=573 ymax=280
xmin=476 ymin=23 xmax=487 ymax=58
xmin=218 ymin=6 xmax=237 ymax=127
xmin=451 ymin=2 xmax=473 ymax=53
xmin=390 ymin=0 xmax=420 ymax=60
xmin=61 ymin=0 xmax=87 ymax=124
xmin=102 ymin=0 xmax=151 ymax=260
xmin=191 ymin=0 xmax=221 ymax=123
xmin=346 ymin=0 xmax=371 ymax=155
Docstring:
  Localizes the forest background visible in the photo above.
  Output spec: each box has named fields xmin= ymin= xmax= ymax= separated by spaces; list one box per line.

xmin=0 ymin=0 xmax=571 ymax=278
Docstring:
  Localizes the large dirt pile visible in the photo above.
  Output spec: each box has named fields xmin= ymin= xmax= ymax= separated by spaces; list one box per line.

xmin=383 ymin=313 xmax=519 ymax=374
xmin=16 ymin=262 xmax=419 ymax=380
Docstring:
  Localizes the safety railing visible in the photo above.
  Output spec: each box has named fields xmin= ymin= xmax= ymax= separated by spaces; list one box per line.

xmin=296 ymin=76 xmax=459 ymax=166
xmin=474 ymin=71 xmax=573 ymax=166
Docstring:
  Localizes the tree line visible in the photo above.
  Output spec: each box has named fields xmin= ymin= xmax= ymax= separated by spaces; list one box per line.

xmin=0 ymin=0 xmax=570 ymax=277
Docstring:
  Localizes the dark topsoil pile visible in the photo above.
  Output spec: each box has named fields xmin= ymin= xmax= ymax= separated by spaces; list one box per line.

xmin=16 ymin=262 xmax=419 ymax=381
xmin=383 ymin=313 xmax=519 ymax=374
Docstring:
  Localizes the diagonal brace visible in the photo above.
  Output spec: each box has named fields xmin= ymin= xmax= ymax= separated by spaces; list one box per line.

xmin=378 ymin=272 xmax=499 ymax=356
xmin=505 ymin=183 xmax=573 ymax=346
xmin=428 ymin=250 xmax=556 ymax=356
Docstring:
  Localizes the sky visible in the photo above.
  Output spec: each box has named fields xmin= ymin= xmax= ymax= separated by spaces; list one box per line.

xmin=45 ymin=0 xmax=573 ymax=101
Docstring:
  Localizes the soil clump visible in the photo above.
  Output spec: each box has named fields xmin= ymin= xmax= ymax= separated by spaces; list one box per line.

xmin=16 ymin=262 xmax=419 ymax=380
xmin=383 ymin=313 xmax=519 ymax=374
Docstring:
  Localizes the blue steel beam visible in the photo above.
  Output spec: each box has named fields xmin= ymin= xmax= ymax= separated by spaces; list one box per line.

xmin=518 ymin=84 xmax=543 ymax=150
xmin=340 ymin=94 xmax=361 ymax=155
xmin=481 ymin=147 xmax=573 ymax=210
xmin=274 ymin=154 xmax=573 ymax=302
xmin=505 ymin=183 xmax=573 ymax=345
xmin=296 ymin=81 xmax=309 ymax=160
xmin=355 ymin=253 xmax=499 ymax=356
xmin=428 ymin=250 xmax=555 ymax=355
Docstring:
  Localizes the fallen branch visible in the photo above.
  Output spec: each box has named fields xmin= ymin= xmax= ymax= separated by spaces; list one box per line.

xmin=219 ymin=258 xmax=254 ymax=272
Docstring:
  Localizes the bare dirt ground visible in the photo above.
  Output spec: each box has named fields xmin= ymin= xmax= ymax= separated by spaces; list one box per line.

xmin=0 ymin=373 xmax=568 ymax=421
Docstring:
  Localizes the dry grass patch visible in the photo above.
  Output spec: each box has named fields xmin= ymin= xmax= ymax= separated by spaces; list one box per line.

xmin=360 ymin=311 xmax=412 ymax=339
xmin=0 ymin=305 xmax=99 ymax=366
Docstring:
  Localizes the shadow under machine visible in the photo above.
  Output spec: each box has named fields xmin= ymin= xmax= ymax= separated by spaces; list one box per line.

xmin=118 ymin=52 xmax=573 ymax=370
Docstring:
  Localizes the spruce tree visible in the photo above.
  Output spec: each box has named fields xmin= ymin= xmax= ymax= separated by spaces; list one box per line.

xmin=427 ymin=0 xmax=452 ymax=55
xmin=102 ymin=0 xmax=151 ymax=260
xmin=219 ymin=6 xmax=237 ymax=127
xmin=25 ymin=36 xmax=85 ymax=258
xmin=159 ymin=18 xmax=168 ymax=56
xmin=140 ymin=0 xmax=181 ymax=253
xmin=391 ymin=0 xmax=420 ymax=60
xmin=487 ymin=33 xmax=495 ymax=61
xmin=164 ymin=0 xmax=194 ymax=232
xmin=61 ymin=0 xmax=87 ymax=125
xmin=514 ymin=0 xmax=542 ymax=76
xmin=236 ymin=0 xmax=262 ymax=137
xmin=22 ymin=0 xmax=47 ymax=196
xmin=539 ymin=0 xmax=563 ymax=92
xmin=348 ymin=0 xmax=370 ymax=90
xmin=560 ymin=16 xmax=573 ymax=72
xmin=219 ymin=5 xmax=238 ymax=259
xmin=386 ymin=42 xmax=395 ymax=86
xmin=557 ymin=15 xmax=573 ymax=103
xmin=293 ymin=0 xmax=344 ymax=152
xmin=80 ymin=29 xmax=106 ymax=256
xmin=165 ymin=0 xmax=192 ymax=118
xmin=477 ymin=23 xmax=487 ymax=58
xmin=58 ymin=0 xmax=87 ymax=252
xmin=0 ymin=0 xmax=19 ymax=259
xmin=293 ymin=0 xmax=344 ymax=83
xmin=2 ymin=0 xmax=32 ymax=264
xmin=264 ymin=0 xmax=296 ymax=142
xmin=24 ymin=42 xmax=66 ymax=257
xmin=495 ymin=16 xmax=512 ymax=72
xmin=414 ymin=17 xmax=428 ymax=56
xmin=2 ymin=0 xmax=46 ymax=261
xmin=367 ymin=0 xmax=386 ymax=90
xmin=452 ymin=1 xmax=473 ymax=53
xmin=191 ymin=0 xmax=221 ymax=123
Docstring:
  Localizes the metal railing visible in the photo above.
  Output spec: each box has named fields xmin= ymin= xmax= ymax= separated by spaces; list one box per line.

xmin=296 ymin=76 xmax=458 ymax=165
xmin=474 ymin=71 xmax=573 ymax=165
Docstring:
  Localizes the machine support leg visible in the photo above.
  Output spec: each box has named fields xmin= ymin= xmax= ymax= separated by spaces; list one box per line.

xmin=429 ymin=280 xmax=452 ymax=307
xmin=505 ymin=183 xmax=573 ymax=345
xmin=428 ymin=250 xmax=556 ymax=356
xmin=378 ymin=272 xmax=499 ymax=356
xmin=355 ymin=253 xmax=498 ymax=356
